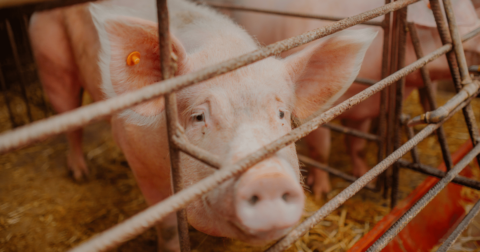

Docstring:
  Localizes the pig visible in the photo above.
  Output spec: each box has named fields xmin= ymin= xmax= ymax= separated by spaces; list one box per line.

xmin=231 ymin=0 xmax=480 ymax=199
xmin=29 ymin=0 xmax=376 ymax=250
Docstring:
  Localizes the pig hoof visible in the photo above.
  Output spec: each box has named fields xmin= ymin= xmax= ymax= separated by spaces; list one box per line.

xmin=67 ymin=153 xmax=90 ymax=181
xmin=307 ymin=169 xmax=332 ymax=201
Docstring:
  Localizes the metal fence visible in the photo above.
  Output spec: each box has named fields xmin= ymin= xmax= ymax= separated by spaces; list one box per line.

xmin=1 ymin=0 xmax=480 ymax=251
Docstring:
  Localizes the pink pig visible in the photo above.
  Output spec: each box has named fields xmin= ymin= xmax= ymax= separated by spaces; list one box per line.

xmin=29 ymin=0 xmax=376 ymax=250
xmin=232 ymin=0 xmax=480 ymax=199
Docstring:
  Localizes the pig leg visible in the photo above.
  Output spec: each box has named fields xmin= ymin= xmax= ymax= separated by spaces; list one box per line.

xmin=304 ymin=127 xmax=332 ymax=200
xmin=342 ymin=119 xmax=371 ymax=177
xmin=30 ymin=11 xmax=89 ymax=181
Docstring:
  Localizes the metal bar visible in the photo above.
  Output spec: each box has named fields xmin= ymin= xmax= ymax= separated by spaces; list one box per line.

xmin=0 ymin=65 xmax=16 ymax=128
xmin=156 ymin=0 xmax=190 ymax=251
xmin=429 ymin=0 xmax=480 ymax=166
xmin=200 ymin=1 xmax=383 ymax=26
xmin=298 ymin=155 xmax=376 ymax=191
xmin=408 ymin=21 xmax=453 ymax=171
xmin=367 ymin=143 xmax=480 ymax=252
xmin=0 ymin=0 xmax=98 ymax=18
xmin=397 ymin=159 xmax=480 ymax=190
xmin=436 ymin=198 xmax=480 ymax=251
xmin=376 ymin=0 xmax=391 ymax=193
xmin=265 ymin=83 xmax=473 ymax=252
xmin=391 ymin=5 xmax=408 ymax=208
xmin=69 ymin=18 xmax=451 ymax=251
xmin=5 ymin=19 xmax=33 ymax=123
xmin=408 ymin=81 xmax=480 ymax=125
xmin=0 ymin=0 xmax=422 ymax=155
xmin=172 ymin=135 xmax=221 ymax=169
xmin=401 ymin=115 xmax=420 ymax=163
xmin=355 ymin=77 xmax=378 ymax=86
xmin=322 ymin=123 xmax=379 ymax=142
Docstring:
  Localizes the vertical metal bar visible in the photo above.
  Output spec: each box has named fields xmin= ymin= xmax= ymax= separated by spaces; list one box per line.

xmin=0 ymin=65 xmax=16 ymax=128
xmin=23 ymin=14 xmax=49 ymax=118
xmin=156 ymin=1 xmax=191 ymax=251
xmin=401 ymin=115 xmax=420 ymax=163
xmin=408 ymin=22 xmax=453 ymax=171
xmin=429 ymin=0 xmax=480 ymax=166
xmin=390 ymin=5 xmax=408 ymax=208
xmin=376 ymin=0 xmax=392 ymax=193
xmin=5 ymin=18 xmax=33 ymax=123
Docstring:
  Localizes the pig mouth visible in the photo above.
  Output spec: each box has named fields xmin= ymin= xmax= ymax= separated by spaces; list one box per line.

xmin=228 ymin=219 xmax=292 ymax=244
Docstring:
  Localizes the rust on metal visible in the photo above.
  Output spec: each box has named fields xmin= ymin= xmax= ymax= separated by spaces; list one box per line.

xmin=156 ymin=0 xmax=191 ymax=251
xmin=400 ymin=115 xmax=420 ymax=163
xmin=322 ymin=123 xmax=380 ymax=142
xmin=408 ymin=21 xmax=453 ymax=171
xmin=200 ymin=1 xmax=383 ymax=26
xmin=298 ymin=155 xmax=376 ymax=191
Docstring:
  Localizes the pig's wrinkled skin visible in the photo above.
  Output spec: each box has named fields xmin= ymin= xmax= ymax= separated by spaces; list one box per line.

xmin=29 ymin=0 xmax=376 ymax=250
xmin=232 ymin=0 xmax=480 ymax=200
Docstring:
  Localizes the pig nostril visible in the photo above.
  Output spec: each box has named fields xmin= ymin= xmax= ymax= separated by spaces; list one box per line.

xmin=282 ymin=193 xmax=289 ymax=202
xmin=248 ymin=195 xmax=259 ymax=205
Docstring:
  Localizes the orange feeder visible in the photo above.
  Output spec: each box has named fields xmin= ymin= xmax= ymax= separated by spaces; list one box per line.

xmin=349 ymin=140 xmax=478 ymax=252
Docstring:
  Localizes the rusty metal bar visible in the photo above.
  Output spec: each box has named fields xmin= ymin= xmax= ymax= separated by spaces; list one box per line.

xmin=367 ymin=143 xmax=480 ymax=252
xmin=408 ymin=81 xmax=480 ymax=125
xmin=266 ymin=82 xmax=474 ymax=252
xmin=436 ymin=198 xmax=480 ymax=251
xmin=391 ymin=5 xmax=408 ymax=208
xmin=355 ymin=77 xmax=378 ymax=86
xmin=401 ymin=115 xmax=420 ymax=163
xmin=408 ymin=21 xmax=453 ymax=171
xmin=0 ymin=65 xmax=16 ymax=128
xmin=200 ymin=1 xmax=383 ymax=26
xmin=172 ymin=135 xmax=221 ymax=169
xmin=5 ymin=19 xmax=33 ymax=123
xmin=442 ymin=0 xmax=472 ymax=84
xmin=0 ymin=0 xmax=421 ymax=155
xmin=376 ymin=0 xmax=391 ymax=193
xmin=69 ymin=16 xmax=455 ymax=251
xmin=298 ymin=155 xmax=376 ymax=191
xmin=156 ymin=0 xmax=190 ymax=251
xmin=322 ymin=123 xmax=379 ymax=142
xmin=397 ymin=159 xmax=480 ymax=190
xmin=429 ymin=0 xmax=480 ymax=166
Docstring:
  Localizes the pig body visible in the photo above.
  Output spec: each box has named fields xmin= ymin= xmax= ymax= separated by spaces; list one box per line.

xmin=232 ymin=0 xmax=480 ymax=198
xmin=30 ymin=0 xmax=376 ymax=250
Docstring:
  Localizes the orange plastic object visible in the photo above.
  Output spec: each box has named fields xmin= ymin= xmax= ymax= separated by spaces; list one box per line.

xmin=127 ymin=51 xmax=141 ymax=66
xmin=349 ymin=140 xmax=477 ymax=252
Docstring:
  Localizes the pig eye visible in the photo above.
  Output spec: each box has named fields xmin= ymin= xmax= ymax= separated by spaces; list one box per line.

xmin=192 ymin=113 xmax=205 ymax=123
xmin=279 ymin=110 xmax=285 ymax=119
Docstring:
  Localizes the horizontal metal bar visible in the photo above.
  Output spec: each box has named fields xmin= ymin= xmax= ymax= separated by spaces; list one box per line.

xmin=408 ymin=80 xmax=479 ymax=126
xmin=436 ymin=198 xmax=480 ymax=251
xmin=298 ymin=155 xmax=376 ymax=190
xmin=322 ymin=123 xmax=379 ymax=141
xmin=172 ymin=134 xmax=221 ymax=169
xmin=355 ymin=77 xmax=378 ymax=86
xmin=0 ymin=0 xmax=420 ymax=155
xmin=199 ymin=1 xmax=384 ymax=26
xmin=265 ymin=89 xmax=474 ymax=252
xmin=397 ymin=159 xmax=480 ymax=190
xmin=367 ymin=143 xmax=480 ymax=252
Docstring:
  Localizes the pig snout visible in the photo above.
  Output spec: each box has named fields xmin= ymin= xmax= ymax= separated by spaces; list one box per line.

xmin=235 ymin=168 xmax=304 ymax=236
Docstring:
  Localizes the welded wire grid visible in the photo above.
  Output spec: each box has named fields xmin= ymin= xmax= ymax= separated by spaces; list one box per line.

xmin=1 ymin=0 xmax=480 ymax=251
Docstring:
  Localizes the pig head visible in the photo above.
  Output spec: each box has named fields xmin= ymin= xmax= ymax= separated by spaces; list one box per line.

xmin=91 ymin=0 xmax=376 ymax=246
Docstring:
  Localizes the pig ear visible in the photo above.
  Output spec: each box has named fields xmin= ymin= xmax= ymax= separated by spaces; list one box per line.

xmin=98 ymin=16 xmax=187 ymax=117
xmin=285 ymin=29 xmax=377 ymax=119
xmin=407 ymin=0 xmax=477 ymax=27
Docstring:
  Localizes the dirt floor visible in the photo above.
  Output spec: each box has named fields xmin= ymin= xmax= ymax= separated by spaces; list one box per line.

xmin=1 ymin=88 xmax=480 ymax=252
